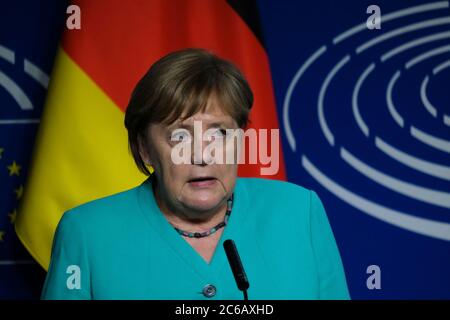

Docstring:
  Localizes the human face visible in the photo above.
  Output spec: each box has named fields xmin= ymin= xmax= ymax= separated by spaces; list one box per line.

xmin=139 ymin=96 xmax=240 ymax=218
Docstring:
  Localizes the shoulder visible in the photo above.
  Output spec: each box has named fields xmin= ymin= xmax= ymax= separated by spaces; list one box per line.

xmin=237 ymin=177 xmax=312 ymax=203
xmin=57 ymin=182 xmax=144 ymax=232
xmin=236 ymin=178 xmax=319 ymax=221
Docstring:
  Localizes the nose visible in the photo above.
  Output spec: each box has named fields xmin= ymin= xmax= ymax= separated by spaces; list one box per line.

xmin=191 ymin=132 xmax=211 ymax=166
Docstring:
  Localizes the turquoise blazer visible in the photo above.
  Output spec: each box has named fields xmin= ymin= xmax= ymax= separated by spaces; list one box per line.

xmin=41 ymin=177 xmax=350 ymax=300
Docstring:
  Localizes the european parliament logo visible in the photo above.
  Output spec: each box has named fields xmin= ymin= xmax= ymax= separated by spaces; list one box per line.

xmin=0 ymin=42 xmax=49 ymax=259
xmin=283 ymin=1 xmax=450 ymax=241
xmin=0 ymin=1 xmax=66 ymax=299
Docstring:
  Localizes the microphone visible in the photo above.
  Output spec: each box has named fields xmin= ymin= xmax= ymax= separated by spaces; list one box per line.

xmin=223 ymin=239 xmax=249 ymax=300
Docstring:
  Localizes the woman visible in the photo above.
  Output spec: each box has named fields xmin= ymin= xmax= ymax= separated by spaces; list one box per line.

xmin=41 ymin=48 xmax=350 ymax=300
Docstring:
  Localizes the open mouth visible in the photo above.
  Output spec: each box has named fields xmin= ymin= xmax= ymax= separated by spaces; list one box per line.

xmin=188 ymin=177 xmax=217 ymax=187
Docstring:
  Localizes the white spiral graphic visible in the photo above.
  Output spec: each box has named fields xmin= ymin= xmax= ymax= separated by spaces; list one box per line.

xmin=0 ymin=43 xmax=49 ymax=124
xmin=283 ymin=1 xmax=450 ymax=241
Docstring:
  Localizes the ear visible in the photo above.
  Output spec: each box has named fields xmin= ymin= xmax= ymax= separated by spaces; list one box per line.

xmin=137 ymin=133 xmax=151 ymax=165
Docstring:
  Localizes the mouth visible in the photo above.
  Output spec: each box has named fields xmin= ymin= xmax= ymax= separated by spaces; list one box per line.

xmin=187 ymin=176 xmax=217 ymax=188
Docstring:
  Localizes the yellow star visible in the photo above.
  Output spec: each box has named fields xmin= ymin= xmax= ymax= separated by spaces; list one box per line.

xmin=0 ymin=148 xmax=4 ymax=159
xmin=8 ymin=210 xmax=17 ymax=224
xmin=14 ymin=185 xmax=24 ymax=199
xmin=0 ymin=230 xmax=5 ymax=241
xmin=7 ymin=161 xmax=21 ymax=176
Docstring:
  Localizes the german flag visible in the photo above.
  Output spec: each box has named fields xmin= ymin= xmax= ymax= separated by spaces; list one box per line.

xmin=16 ymin=0 xmax=286 ymax=270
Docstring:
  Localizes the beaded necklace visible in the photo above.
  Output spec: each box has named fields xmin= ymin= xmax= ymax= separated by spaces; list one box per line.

xmin=173 ymin=195 xmax=233 ymax=238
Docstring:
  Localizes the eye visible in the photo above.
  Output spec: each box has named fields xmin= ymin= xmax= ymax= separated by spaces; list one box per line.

xmin=170 ymin=129 xmax=191 ymax=142
xmin=208 ymin=128 xmax=227 ymax=140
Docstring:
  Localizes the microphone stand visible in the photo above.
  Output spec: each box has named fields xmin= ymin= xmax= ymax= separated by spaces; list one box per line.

xmin=223 ymin=239 xmax=250 ymax=301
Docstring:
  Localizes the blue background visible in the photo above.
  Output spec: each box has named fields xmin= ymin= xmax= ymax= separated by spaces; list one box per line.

xmin=0 ymin=0 xmax=66 ymax=299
